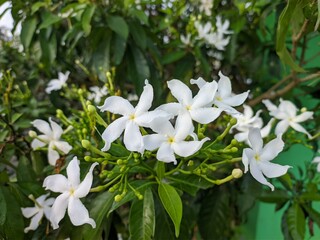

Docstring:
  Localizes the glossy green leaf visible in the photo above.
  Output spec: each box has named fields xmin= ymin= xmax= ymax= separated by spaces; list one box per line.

xmin=16 ymin=155 xmax=36 ymax=183
xmin=259 ymin=189 xmax=290 ymax=203
xmin=20 ymin=17 xmax=37 ymax=50
xmin=82 ymin=4 xmax=96 ymax=36
xmin=129 ymin=188 xmax=155 ymax=240
xmin=286 ymin=202 xmax=305 ymax=240
xmin=39 ymin=28 xmax=57 ymax=65
xmin=31 ymin=2 xmax=47 ymax=15
xmin=158 ymin=182 xmax=182 ymax=237
xmin=38 ymin=11 xmax=61 ymax=30
xmin=107 ymin=15 xmax=129 ymax=40
xmin=82 ymin=191 xmax=115 ymax=240
xmin=161 ymin=50 xmax=186 ymax=65
xmin=156 ymin=161 xmax=165 ymax=180
xmin=0 ymin=188 xmax=6 ymax=225
xmin=303 ymin=204 xmax=320 ymax=228
xmin=112 ymin=33 xmax=127 ymax=65
xmin=129 ymin=21 xmax=147 ymax=50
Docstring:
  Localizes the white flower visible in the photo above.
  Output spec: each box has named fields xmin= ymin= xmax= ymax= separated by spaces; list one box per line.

xmin=99 ymin=80 xmax=171 ymax=153
xmin=242 ymin=128 xmax=291 ymax=191
xmin=199 ymin=0 xmax=213 ymax=16
xmin=312 ymin=156 xmax=320 ymax=172
xmin=262 ymin=99 xmax=313 ymax=138
xmin=31 ymin=118 xmax=72 ymax=166
xmin=43 ymin=157 xmax=98 ymax=229
xmin=157 ymin=79 xmax=221 ymax=132
xmin=143 ymin=118 xmax=209 ymax=164
xmin=180 ymin=34 xmax=191 ymax=45
xmin=21 ymin=194 xmax=55 ymax=233
xmin=215 ymin=16 xmax=233 ymax=36
xmin=88 ymin=85 xmax=108 ymax=104
xmin=45 ymin=71 xmax=70 ymax=94
xmin=194 ymin=21 xmax=212 ymax=39
xmin=205 ymin=32 xmax=230 ymax=51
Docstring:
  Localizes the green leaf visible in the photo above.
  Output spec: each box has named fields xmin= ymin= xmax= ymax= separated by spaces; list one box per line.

xmin=107 ymin=15 xmax=129 ymax=40
xmin=286 ymin=202 xmax=305 ymax=240
xmin=112 ymin=33 xmax=127 ymax=65
xmin=129 ymin=21 xmax=147 ymax=50
xmin=11 ymin=113 xmax=23 ymax=124
xmin=156 ymin=161 xmax=165 ymax=180
xmin=129 ymin=188 xmax=155 ymax=240
xmin=82 ymin=4 xmax=96 ymax=36
xmin=158 ymin=182 xmax=182 ymax=237
xmin=302 ymin=204 xmax=320 ymax=228
xmin=31 ymin=2 xmax=47 ymax=15
xmin=161 ymin=50 xmax=187 ymax=65
xmin=0 ymin=188 xmax=6 ymax=225
xmin=16 ymin=156 xmax=36 ymax=183
xmin=20 ymin=17 xmax=37 ymax=50
xmin=39 ymin=28 xmax=57 ymax=65
xmin=82 ymin=191 xmax=115 ymax=240
xmin=276 ymin=0 xmax=305 ymax=72
xmin=38 ymin=11 xmax=61 ymax=30
xmin=259 ymin=189 xmax=291 ymax=203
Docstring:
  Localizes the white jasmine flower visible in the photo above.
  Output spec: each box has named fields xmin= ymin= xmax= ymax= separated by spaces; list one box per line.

xmin=31 ymin=118 xmax=72 ymax=166
xmin=312 ymin=155 xmax=320 ymax=172
xmin=180 ymin=34 xmax=191 ymax=45
xmin=199 ymin=0 xmax=213 ymax=16
xmin=242 ymin=128 xmax=291 ymax=191
xmin=194 ymin=21 xmax=212 ymax=39
xmin=43 ymin=157 xmax=98 ymax=229
xmin=262 ymin=99 xmax=313 ymax=138
xmin=45 ymin=71 xmax=70 ymax=94
xmin=88 ymin=85 xmax=108 ymax=104
xmin=21 ymin=194 xmax=55 ymax=233
xmin=99 ymin=80 xmax=171 ymax=153
xmin=157 ymin=79 xmax=221 ymax=132
xmin=215 ymin=16 xmax=233 ymax=36
xmin=205 ymin=32 xmax=230 ymax=51
xmin=143 ymin=118 xmax=209 ymax=164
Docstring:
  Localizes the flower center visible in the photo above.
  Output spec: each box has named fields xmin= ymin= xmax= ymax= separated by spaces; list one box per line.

xmin=216 ymin=96 xmax=222 ymax=101
xmin=167 ymin=136 xmax=175 ymax=144
xmin=186 ymin=105 xmax=192 ymax=110
xmin=129 ymin=114 xmax=136 ymax=120
xmin=254 ymin=154 xmax=260 ymax=161
xmin=69 ymin=188 xmax=75 ymax=196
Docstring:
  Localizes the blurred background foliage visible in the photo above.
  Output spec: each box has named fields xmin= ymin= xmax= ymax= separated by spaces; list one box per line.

xmin=1 ymin=0 xmax=320 ymax=239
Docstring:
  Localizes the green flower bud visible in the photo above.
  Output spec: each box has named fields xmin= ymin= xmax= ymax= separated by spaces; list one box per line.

xmin=78 ymin=89 xmax=83 ymax=95
xmin=232 ymin=168 xmax=243 ymax=179
xmin=231 ymin=147 xmax=238 ymax=152
xmin=82 ymin=140 xmax=91 ymax=149
xmin=82 ymin=128 xmax=88 ymax=135
xmin=117 ymin=159 xmax=123 ymax=165
xmin=114 ymin=194 xmax=123 ymax=202
xmin=231 ymin=139 xmax=238 ymax=145
xmin=137 ymin=194 xmax=143 ymax=200
xmin=87 ymin=105 xmax=96 ymax=114
xmin=84 ymin=156 xmax=91 ymax=162
xmin=28 ymin=130 xmax=37 ymax=138
xmin=187 ymin=160 xmax=194 ymax=166
xmin=230 ymin=118 xmax=237 ymax=125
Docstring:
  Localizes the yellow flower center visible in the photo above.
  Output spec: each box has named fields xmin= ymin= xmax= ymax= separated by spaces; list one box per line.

xmin=216 ymin=96 xmax=222 ymax=101
xmin=186 ymin=105 xmax=192 ymax=110
xmin=167 ymin=136 xmax=175 ymax=144
xmin=69 ymin=188 xmax=75 ymax=196
xmin=254 ymin=154 xmax=260 ymax=161
xmin=129 ymin=114 xmax=136 ymax=120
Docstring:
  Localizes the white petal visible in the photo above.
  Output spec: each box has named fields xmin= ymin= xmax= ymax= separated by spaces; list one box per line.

xmin=68 ymin=197 xmax=96 ymax=228
xmin=312 ymin=156 xmax=320 ymax=163
xmin=143 ymin=134 xmax=166 ymax=151
xmin=135 ymin=110 xmax=171 ymax=127
xmin=234 ymin=132 xmax=248 ymax=143
xmin=50 ymin=192 xmax=69 ymax=229
xmin=98 ymin=96 xmax=134 ymax=115
xmin=43 ymin=174 xmax=69 ymax=193
xmin=167 ymin=80 xmax=193 ymax=105
xmin=156 ymin=103 xmax=181 ymax=116
xmin=217 ymin=71 xmax=232 ymax=98
xmin=294 ymin=111 xmax=313 ymax=123
xmin=243 ymin=105 xmax=254 ymax=118
xmin=242 ymin=148 xmax=254 ymax=173
xmin=135 ymin=80 xmax=153 ymax=115
xmin=148 ymin=118 xmax=175 ymax=135
xmin=189 ymin=107 xmax=221 ymax=124
xmin=260 ymin=135 xmax=284 ymax=161
xmin=190 ymin=77 xmax=207 ymax=88
xmin=275 ymin=120 xmax=289 ymax=136
xmin=21 ymin=207 xmax=38 ymax=218
xmin=192 ymin=81 xmax=217 ymax=108
xmin=74 ymin=162 xmax=98 ymax=198
xmin=172 ymin=138 xmax=209 ymax=157
xmin=36 ymin=193 xmax=50 ymax=205
xmin=222 ymin=91 xmax=249 ymax=107
xmin=123 ymin=121 xmax=144 ymax=153
xmin=45 ymin=80 xmax=63 ymax=93
xmin=260 ymin=118 xmax=274 ymax=138
xmin=262 ymin=99 xmax=277 ymax=112
xmin=249 ymin=160 xmax=274 ymax=191
xmin=279 ymin=100 xmax=297 ymax=118
xmin=156 ymin=143 xmax=177 ymax=164
xmin=67 ymin=157 xmax=80 ymax=188
xmin=290 ymin=122 xmax=312 ymax=138
xmin=259 ymin=161 xmax=291 ymax=178
xmin=31 ymin=139 xmax=46 ymax=149
xmin=24 ymin=210 xmax=44 ymax=233
xmin=101 ymin=117 xmax=127 ymax=151
xmin=49 ymin=118 xmax=63 ymax=139
xmin=54 ymin=141 xmax=72 ymax=154
xmin=174 ymin=112 xmax=194 ymax=141
xmin=48 ymin=145 xmax=60 ymax=166
xmin=32 ymin=119 xmax=52 ymax=136
xmin=248 ymin=128 xmax=263 ymax=153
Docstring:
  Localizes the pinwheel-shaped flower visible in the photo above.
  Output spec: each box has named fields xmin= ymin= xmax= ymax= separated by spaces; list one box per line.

xmin=263 ymin=99 xmax=313 ymax=138
xmin=45 ymin=71 xmax=70 ymax=94
xmin=88 ymin=85 xmax=108 ymax=104
xmin=143 ymin=118 xmax=209 ymax=165
xmin=242 ymin=128 xmax=291 ymax=191
xmin=31 ymin=118 xmax=72 ymax=166
xmin=99 ymin=80 xmax=171 ymax=153
xmin=21 ymin=194 xmax=55 ymax=233
xmin=43 ymin=157 xmax=98 ymax=229
xmin=157 ymin=79 xmax=221 ymax=132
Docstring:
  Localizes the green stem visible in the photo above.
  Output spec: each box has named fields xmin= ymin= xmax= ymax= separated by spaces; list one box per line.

xmin=90 ymin=174 xmax=122 ymax=192
xmin=165 ymin=160 xmax=184 ymax=176
xmin=210 ymin=157 xmax=242 ymax=166
xmin=204 ymin=122 xmax=234 ymax=150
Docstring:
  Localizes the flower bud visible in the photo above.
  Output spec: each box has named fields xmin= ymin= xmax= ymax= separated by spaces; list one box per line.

xmin=81 ymin=140 xmax=91 ymax=149
xmin=301 ymin=107 xmax=307 ymax=112
xmin=230 ymin=118 xmax=237 ymax=125
xmin=87 ymin=105 xmax=96 ymax=114
xmin=114 ymin=194 xmax=123 ymax=202
xmin=232 ymin=168 xmax=243 ymax=179
xmin=231 ymin=147 xmax=238 ymax=152
xmin=28 ymin=130 xmax=37 ymax=138
xmin=187 ymin=160 xmax=194 ymax=166
xmin=84 ymin=156 xmax=91 ymax=162
xmin=231 ymin=139 xmax=238 ymax=145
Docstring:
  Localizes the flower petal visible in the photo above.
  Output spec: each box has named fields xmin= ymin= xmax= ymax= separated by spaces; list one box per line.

xmin=279 ymin=100 xmax=297 ymax=118
xmin=135 ymin=80 xmax=153 ymax=115
xmin=260 ymin=118 xmax=274 ymax=138
xmin=67 ymin=157 xmax=80 ymax=188
xmin=259 ymin=161 xmax=291 ymax=178
xmin=24 ymin=210 xmax=44 ymax=233
xmin=156 ymin=143 xmax=176 ymax=164
xmin=101 ymin=117 xmax=127 ymax=151
xmin=294 ymin=111 xmax=313 ymax=123
xmin=262 ymin=99 xmax=277 ymax=112
xmin=49 ymin=118 xmax=63 ymax=139
xmin=135 ymin=110 xmax=172 ymax=127
xmin=190 ymin=77 xmax=207 ymax=88
xmin=242 ymin=148 xmax=254 ymax=173
xmin=31 ymin=139 xmax=46 ymax=149
xmin=189 ymin=107 xmax=222 ymax=124
xmin=217 ymin=71 xmax=232 ymax=98
xmin=249 ymin=160 xmax=274 ymax=191
xmin=234 ymin=132 xmax=248 ymax=143
xmin=99 ymin=96 xmax=134 ymax=115
xmin=148 ymin=118 xmax=175 ymax=135
xmin=156 ymin=103 xmax=181 ymax=116
xmin=45 ymin=80 xmax=63 ymax=94
xmin=123 ymin=121 xmax=144 ymax=153
xmin=54 ymin=141 xmax=72 ymax=154
xmin=248 ymin=128 xmax=263 ymax=153
xmin=74 ymin=162 xmax=98 ymax=198
xmin=275 ymin=120 xmax=289 ymax=136
xmin=32 ymin=119 xmax=52 ymax=136
xmin=68 ymin=197 xmax=96 ymax=228
xmin=48 ymin=145 xmax=60 ymax=166
xmin=167 ymin=80 xmax=192 ymax=105
xmin=174 ymin=111 xmax=194 ymax=141
xmin=21 ymin=207 xmax=38 ymax=218
xmin=43 ymin=174 xmax=69 ymax=193
xmin=290 ymin=122 xmax=312 ymax=138
xmin=222 ymin=91 xmax=249 ymax=107
xmin=143 ymin=134 xmax=166 ymax=151
xmin=192 ymin=81 xmax=217 ymax=108
xmin=172 ymin=137 xmax=209 ymax=158
xmin=50 ymin=192 xmax=69 ymax=229
xmin=260 ymin=135 xmax=284 ymax=161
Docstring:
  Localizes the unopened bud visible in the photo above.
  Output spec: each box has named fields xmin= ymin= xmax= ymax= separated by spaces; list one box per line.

xmin=117 ymin=159 xmax=123 ymax=165
xmin=114 ymin=194 xmax=123 ymax=202
xmin=87 ymin=105 xmax=96 ymax=114
xmin=78 ymin=89 xmax=83 ymax=95
xmin=232 ymin=168 xmax=243 ymax=179
xmin=81 ymin=140 xmax=91 ymax=149
xmin=28 ymin=130 xmax=37 ymax=138
xmin=231 ymin=147 xmax=238 ymax=152
xmin=231 ymin=139 xmax=238 ymax=145
xmin=301 ymin=107 xmax=307 ymax=112
xmin=84 ymin=156 xmax=91 ymax=162
xmin=187 ymin=160 xmax=194 ymax=166
xmin=230 ymin=118 xmax=237 ymax=125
